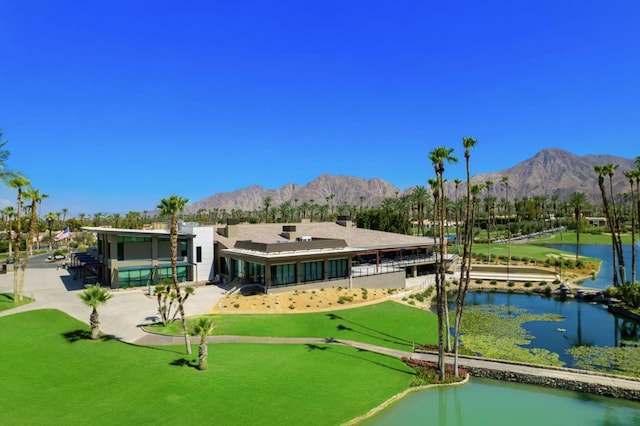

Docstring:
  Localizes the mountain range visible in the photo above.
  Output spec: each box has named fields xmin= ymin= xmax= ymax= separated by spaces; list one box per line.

xmin=187 ymin=149 xmax=637 ymax=212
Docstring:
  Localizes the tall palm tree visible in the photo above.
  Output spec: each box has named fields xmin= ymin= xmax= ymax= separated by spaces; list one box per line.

xmin=606 ymin=164 xmax=626 ymax=284
xmin=2 ymin=206 xmax=16 ymax=257
xmin=262 ymin=196 xmax=272 ymax=223
xmin=79 ymin=284 xmax=112 ymax=340
xmin=8 ymin=175 xmax=30 ymax=303
xmin=453 ymin=136 xmax=476 ymax=377
xmin=45 ymin=212 xmax=57 ymax=251
xmin=189 ymin=316 xmax=216 ymax=370
xmin=595 ymin=164 xmax=620 ymax=287
xmin=568 ymin=192 xmax=588 ymax=262
xmin=428 ymin=146 xmax=458 ymax=380
xmin=411 ymin=186 xmax=428 ymax=236
xmin=624 ymin=169 xmax=639 ymax=284
xmin=157 ymin=195 xmax=192 ymax=355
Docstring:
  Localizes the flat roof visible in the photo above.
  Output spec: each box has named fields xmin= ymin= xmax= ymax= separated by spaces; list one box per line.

xmin=82 ymin=226 xmax=194 ymax=237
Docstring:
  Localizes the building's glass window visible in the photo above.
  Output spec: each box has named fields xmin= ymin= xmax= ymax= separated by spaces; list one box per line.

xmin=157 ymin=266 xmax=188 ymax=283
xmin=233 ymin=259 xmax=244 ymax=278
xmin=220 ymin=257 xmax=229 ymax=275
xmin=180 ymin=240 xmax=188 ymax=257
xmin=118 ymin=268 xmax=153 ymax=288
xmin=117 ymin=236 xmax=152 ymax=243
xmin=328 ymin=258 xmax=348 ymax=279
xmin=247 ymin=262 xmax=265 ymax=284
xmin=117 ymin=242 xmax=124 ymax=261
xmin=271 ymin=264 xmax=296 ymax=286
xmin=196 ymin=246 xmax=202 ymax=263
xmin=301 ymin=261 xmax=323 ymax=282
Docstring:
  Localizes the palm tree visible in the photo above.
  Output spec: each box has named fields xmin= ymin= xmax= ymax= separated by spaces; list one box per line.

xmin=595 ymin=164 xmax=620 ymax=287
xmin=45 ymin=212 xmax=56 ymax=251
xmin=568 ymin=192 xmax=588 ymax=262
xmin=2 ymin=206 xmax=16 ymax=256
xmin=189 ymin=316 xmax=216 ymax=370
xmin=411 ymin=186 xmax=428 ymax=236
xmin=606 ymin=164 xmax=626 ymax=284
xmin=79 ymin=284 xmax=112 ymax=340
xmin=157 ymin=195 xmax=192 ymax=355
xmin=428 ymin=146 xmax=458 ymax=380
xmin=453 ymin=136 xmax=476 ymax=377
xmin=7 ymin=175 xmax=30 ymax=303
xmin=624 ymin=169 xmax=639 ymax=284
xmin=262 ymin=196 xmax=272 ymax=223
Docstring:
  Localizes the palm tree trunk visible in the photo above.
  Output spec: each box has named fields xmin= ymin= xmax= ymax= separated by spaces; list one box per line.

xmin=90 ymin=308 xmax=100 ymax=340
xmin=198 ymin=343 xmax=208 ymax=370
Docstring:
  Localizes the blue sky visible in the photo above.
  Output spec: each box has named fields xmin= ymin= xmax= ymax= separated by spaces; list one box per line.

xmin=1 ymin=1 xmax=638 ymax=216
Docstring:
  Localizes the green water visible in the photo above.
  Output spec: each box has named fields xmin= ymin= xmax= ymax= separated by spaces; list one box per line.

xmin=362 ymin=378 xmax=640 ymax=425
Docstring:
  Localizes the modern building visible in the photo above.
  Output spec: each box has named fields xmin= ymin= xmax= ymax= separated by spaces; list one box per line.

xmin=81 ymin=223 xmax=214 ymax=290
xmin=214 ymin=218 xmax=443 ymax=293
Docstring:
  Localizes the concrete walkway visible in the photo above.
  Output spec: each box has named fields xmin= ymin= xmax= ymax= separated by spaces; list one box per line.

xmin=0 ymin=256 xmax=226 ymax=343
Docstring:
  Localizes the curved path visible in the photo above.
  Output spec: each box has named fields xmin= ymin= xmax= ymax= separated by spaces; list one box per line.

xmin=3 ymin=259 xmax=640 ymax=401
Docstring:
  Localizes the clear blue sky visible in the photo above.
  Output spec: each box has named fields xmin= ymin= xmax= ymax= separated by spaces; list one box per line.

xmin=1 ymin=1 xmax=638 ymax=216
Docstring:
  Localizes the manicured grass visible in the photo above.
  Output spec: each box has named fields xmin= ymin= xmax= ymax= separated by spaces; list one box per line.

xmin=149 ymin=301 xmax=438 ymax=351
xmin=0 ymin=293 xmax=33 ymax=312
xmin=0 ymin=309 xmax=416 ymax=425
xmin=470 ymin=243 xmax=599 ymax=264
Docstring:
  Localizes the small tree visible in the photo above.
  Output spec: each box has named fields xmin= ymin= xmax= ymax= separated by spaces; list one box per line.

xmin=189 ymin=316 xmax=216 ymax=371
xmin=79 ymin=284 xmax=112 ymax=340
xmin=155 ymin=280 xmax=195 ymax=327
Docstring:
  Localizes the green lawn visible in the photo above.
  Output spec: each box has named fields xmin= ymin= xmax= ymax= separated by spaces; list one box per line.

xmin=150 ymin=300 xmax=438 ymax=351
xmin=0 ymin=293 xmax=33 ymax=312
xmin=0 ymin=309 xmax=418 ymax=425
xmin=470 ymin=243 xmax=599 ymax=264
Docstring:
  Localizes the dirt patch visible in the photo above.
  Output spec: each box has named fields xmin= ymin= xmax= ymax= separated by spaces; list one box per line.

xmin=213 ymin=286 xmax=431 ymax=314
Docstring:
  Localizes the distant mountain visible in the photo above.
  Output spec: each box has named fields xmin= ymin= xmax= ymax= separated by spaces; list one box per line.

xmin=454 ymin=148 xmax=636 ymax=203
xmin=188 ymin=149 xmax=637 ymax=212
xmin=188 ymin=174 xmax=401 ymax=212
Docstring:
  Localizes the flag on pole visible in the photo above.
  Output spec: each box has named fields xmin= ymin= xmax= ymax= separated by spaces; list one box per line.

xmin=54 ymin=227 xmax=70 ymax=241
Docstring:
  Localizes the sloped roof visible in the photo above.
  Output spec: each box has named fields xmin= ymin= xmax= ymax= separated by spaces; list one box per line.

xmin=214 ymin=222 xmax=436 ymax=251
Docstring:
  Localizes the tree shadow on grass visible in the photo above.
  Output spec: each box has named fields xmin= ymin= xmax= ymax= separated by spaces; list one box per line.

xmin=305 ymin=343 xmax=413 ymax=376
xmin=170 ymin=357 xmax=199 ymax=369
xmin=328 ymin=314 xmax=414 ymax=347
xmin=61 ymin=329 xmax=114 ymax=343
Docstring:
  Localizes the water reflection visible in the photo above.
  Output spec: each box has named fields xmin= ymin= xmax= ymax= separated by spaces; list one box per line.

xmin=454 ymin=292 xmax=640 ymax=368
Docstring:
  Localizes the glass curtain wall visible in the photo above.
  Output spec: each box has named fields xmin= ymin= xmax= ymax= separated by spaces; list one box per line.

xmin=301 ymin=261 xmax=323 ymax=283
xmin=271 ymin=263 xmax=296 ymax=286
xmin=328 ymin=258 xmax=348 ymax=279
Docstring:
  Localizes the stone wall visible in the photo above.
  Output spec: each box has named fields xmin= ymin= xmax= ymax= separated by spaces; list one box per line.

xmin=466 ymin=367 xmax=640 ymax=401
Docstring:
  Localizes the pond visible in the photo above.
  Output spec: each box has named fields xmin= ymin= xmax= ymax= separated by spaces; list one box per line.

xmin=362 ymin=377 xmax=640 ymax=426
xmin=544 ymin=243 xmax=636 ymax=289
xmin=463 ymin=292 xmax=640 ymax=368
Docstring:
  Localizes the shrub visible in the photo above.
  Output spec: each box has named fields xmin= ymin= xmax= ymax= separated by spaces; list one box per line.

xmin=338 ymin=295 xmax=353 ymax=304
xmin=289 ymin=304 xmax=295 ymax=310
xmin=475 ymin=279 xmax=484 ymax=284
xmin=408 ymin=300 xmax=415 ymax=305
xmin=524 ymin=282 xmax=532 ymax=288
xmin=507 ymin=281 xmax=515 ymax=287
xmin=233 ymin=303 xmax=240 ymax=308
xmin=490 ymin=280 xmax=497 ymax=285
xmin=403 ymin=357 xmax=467 ymax=386
xmin=415 ymin=294 xmax=425 ymax=302
xmin=543 ymin=286 xmax=552 ymax=296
